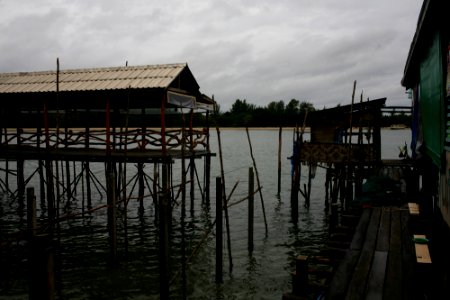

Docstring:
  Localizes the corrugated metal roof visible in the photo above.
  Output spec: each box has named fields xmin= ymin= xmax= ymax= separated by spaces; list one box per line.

xmin=0 ymin=63 xmax=188 ymax=94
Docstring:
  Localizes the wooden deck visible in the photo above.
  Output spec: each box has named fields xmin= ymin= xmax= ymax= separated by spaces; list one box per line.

xmin=0 ymin=145 xmax=213 ymax=163
xmin=326 ymin=205 xmax=433 ymax=300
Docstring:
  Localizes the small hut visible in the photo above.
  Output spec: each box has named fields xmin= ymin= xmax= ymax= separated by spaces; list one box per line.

xmin=290 ymin=98 xmax=386 ymax=214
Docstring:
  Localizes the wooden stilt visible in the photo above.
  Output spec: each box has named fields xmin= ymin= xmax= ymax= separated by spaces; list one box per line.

xmin=291 ymin=128 xmax=300 ymax=223
xmin=65 ymin=160 xmax=71 ymax=206
xmin=138 ymin=163 xmax=145 ymax=212
xmin=27 ymin=187 xmax=37 ymax=238
xmin=248 ymin=167 xmax=254 ymax=253
xmin=17 ymin=158 xmax=25 ymax=211
xmin=190 ymin=156 xmax=195 ymax=212
xmin=153 ymin=163 xmax=159 ymax=219
xmin=245 ymin=128 xmax=268 ymax=234
xmin=158 ymin=190 xmax=170 ymax=299
xmin=28 ymin=234 xmax=55 ymax=300
xmin=37 ymin=127 xmax=46 ymax=209
xmin=325 ymin=168 xmax=330 ymax=208
xmin=205 ymin=154 xmax=211 ymax=205
xmin=17 ymin=128 xmax=25 ymax=204
xmin=4 ymin=130 xmax=9 ymax=196
xmin=292 ymin=255 xmax=309 ymax=296
xmin=181 ymin=160 xmax=187 ymax=299
xmin=39 ymin=159 xmax=46 ymax=210
xmin=107 ymin=169 xmax=118 ymax=266
xmin=216 ymin=127 xmax=233 ymax=273
xmin=278 ymin=126 xmax=282 ymax=196
xmin=215 ymin=176 xmax=223 ymax=283
xmin=84 ymin=162 xmax=92 ymax=210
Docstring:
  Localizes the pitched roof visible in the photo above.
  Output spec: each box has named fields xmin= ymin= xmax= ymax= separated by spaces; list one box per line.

xmin=0 ymin=63 xmax=191 ymax=93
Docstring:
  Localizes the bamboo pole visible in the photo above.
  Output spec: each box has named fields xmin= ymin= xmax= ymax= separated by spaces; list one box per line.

xmin=158 ymin=191 xmax=170 ymax=299
xmin=27 ymin=187 xmax=37 ymax=238
xmin=245 ymin=127 xmax=268 ymax=234
xmin=180 ymin=109 xmax=187 ymax=298
xmin=291 ymin=126 xmax=300 ymax=223
xmin=277 ymin=126 xmax=282 ymax=196
xmin=189 ymin=109 xmax=195 ymax=209
xmin=345 ymin=80 xmax=357 ymax=207
xmin=204 ymin=109 xmax=211 ymax=204
xmin=107 ymin=170 xmax=118 ymax=266
xmin=215 ymin=176 xmax=223 ymax=283
xmin=216 ymin=127 xmax=233 ymax=273
xmin=248 ymin=167 xmax=254 ymax=253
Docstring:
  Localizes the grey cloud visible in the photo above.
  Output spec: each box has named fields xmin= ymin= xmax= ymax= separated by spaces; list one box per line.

xmin=0 ymin=0 xmax=423 ymax=111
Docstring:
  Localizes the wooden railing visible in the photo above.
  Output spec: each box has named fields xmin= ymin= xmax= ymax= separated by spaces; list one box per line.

xmin=0 ymin=128 xmax=209 ymax=152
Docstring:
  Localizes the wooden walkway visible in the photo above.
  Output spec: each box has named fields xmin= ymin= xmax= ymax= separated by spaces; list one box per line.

xmin=326 ymin=205 xmax=433 ymax=300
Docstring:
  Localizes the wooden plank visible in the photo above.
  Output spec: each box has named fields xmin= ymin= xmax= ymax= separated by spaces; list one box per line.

xmin=383 ymin=252 xmax=402 ymax=300
xmin=349 ymin=209 xmax=372 ymax=250
xmin=327 ymin=249 xmax=361 ymax=300
xmin=376 ymin=208 xmax=391 ymax=251
xmin=383 ymin=209 xmax=402 ymax=300
xmin=345 ymin=208 xmax=381 ymax=300
xmin=408 ymin=202 xmax=420 ymax=215
xmin=413 ymin=234 xmax=432 ymax=264
xmin=365 ymin=251 xmax=388 ymax=300
xmin=401 ymin=209 xmax=414 ymax=300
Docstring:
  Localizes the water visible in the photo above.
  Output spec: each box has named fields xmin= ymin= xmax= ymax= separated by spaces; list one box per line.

xmin=0 ymin=129 xmax=410 ymax=299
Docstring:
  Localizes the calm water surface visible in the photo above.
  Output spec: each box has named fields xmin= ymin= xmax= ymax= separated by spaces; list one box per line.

xmin=0 ymin=129 xmax=410 ymax=299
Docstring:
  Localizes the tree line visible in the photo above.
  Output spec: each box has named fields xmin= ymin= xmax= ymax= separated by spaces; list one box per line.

xmin=211 ymin=99 xmax=315 ymax=127
xmin=188 ymin=98 xmax=411 ymax=128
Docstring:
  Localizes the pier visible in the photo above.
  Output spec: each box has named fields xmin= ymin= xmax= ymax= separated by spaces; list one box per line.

xmin=0 ymin=62 xmax=215 ymax=299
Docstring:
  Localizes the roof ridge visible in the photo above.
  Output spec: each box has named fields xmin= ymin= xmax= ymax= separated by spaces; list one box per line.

xmin=0 ymin=62 xmax=187 ymax=77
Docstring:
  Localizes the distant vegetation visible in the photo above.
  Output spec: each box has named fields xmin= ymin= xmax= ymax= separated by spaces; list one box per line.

xmin=190 ymin=99 xmax=411 ymax=128
xmin=211 ymin=99 xmax=315 ymax=127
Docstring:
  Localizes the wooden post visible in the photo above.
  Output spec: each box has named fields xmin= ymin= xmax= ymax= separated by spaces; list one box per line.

xmin=38 ymin=159 xmax=46 ymax=210
xmin=215 ymin=176 xmax=223 ymax=283
xmin=248 ymin=167 xmax=254 ymax=253
xmin=330 ymin=203 xmax=339 ymax=230
xmin=84 ymin=108 xmax=92 ymax=210
xmin=84 ymin=162 xmax=92 ymax=210
xmin=292 ymin=255 xmax=309 ymax=296
xmin=17 ymin=128 xmax=25 ymax=205
xmin=190 ymin=157 xmax=195 ymax=212
xmin=205 ymin=154 xmax=211 ymax=204
xmin=29 ymin=234 xmax=55 ymax=300
xmin=37 ymin=127 xmax=46 ymax=208
xmin=17 ymin=158 xmax=25 ymax=212
xmin=189 ymin=109 xmax=195 ymax=209
xmin=158 ymin=191 xmax=170 ymax=298
xmin=204 ymin=110 xmax=211 ymax=204
xmin=161 ymin=92 xmax=167 ymax=155
xmin=290 ymin=128 xmax=300 ymax=223
xmin=180 ymin=155 xmax=187 ymax=299
xmin=139 ymin=108 xmax=146 ymax=211
xmin=325 ymin=168 xmax=330 ymax=208
xmin=65 ymin=160 xmax=71 ymax=205
xmin=278 ymin=126 xmax=282 ymax=196
xmin=65 ymin=125 xmax=72 ymax=204
xmin=107 ymin=170 xmax=118 ymax=266
xmin=161 ymin=163 xmax=171 ymax=229
xmin=4 ymin=128 xmax=9 ymax=196
xmin=216 ymin=127 xmax=233 ymax=273
xmin=245 ymin=128 xmax=268 ymax=234
xmin=27 ymin=187 xmax=37 ymax=238
xmin=138 ymin=163 xmax=145 ymax=212
xmin=153 ymin=163 xmax=159 ymax=215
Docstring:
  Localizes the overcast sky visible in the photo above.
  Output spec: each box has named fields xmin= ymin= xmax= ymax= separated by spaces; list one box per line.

xmin=0 ymin=0 xmax=423 ymax=111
